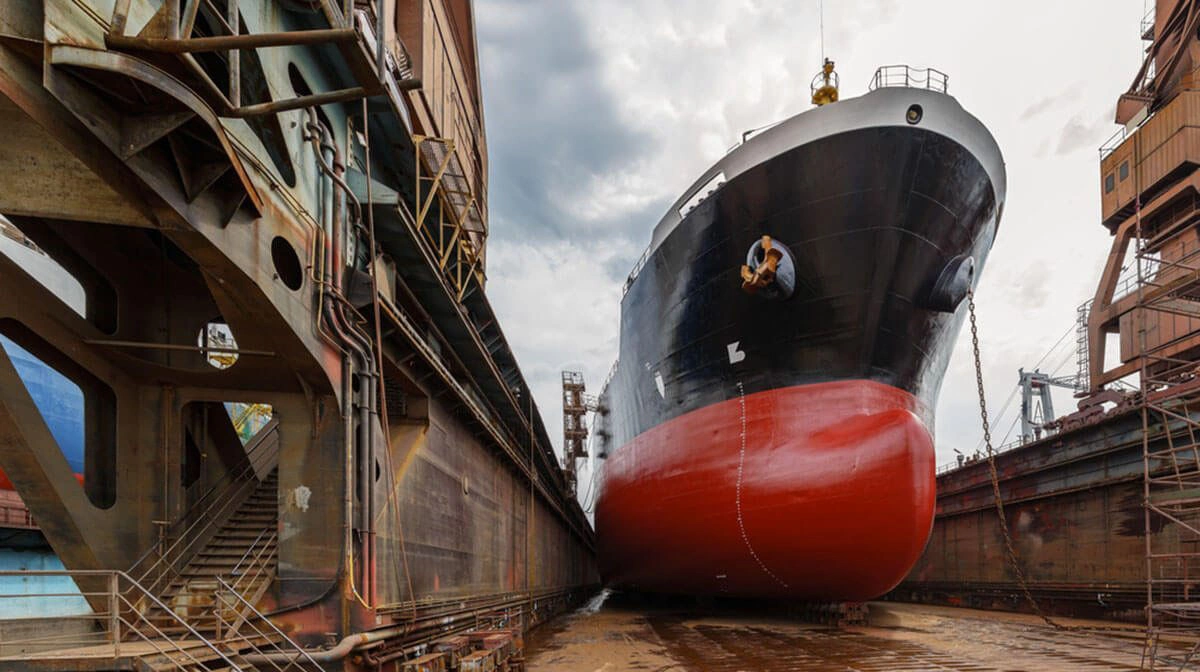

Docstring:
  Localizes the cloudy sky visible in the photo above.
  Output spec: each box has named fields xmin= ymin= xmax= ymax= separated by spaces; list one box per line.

xmin=476 ymin=0 xmax=1150 ymax=474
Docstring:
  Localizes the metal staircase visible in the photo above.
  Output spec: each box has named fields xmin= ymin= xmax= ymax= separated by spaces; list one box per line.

xmin=0 ymin=420 xmax=322 ymax=671
xmin=147 ymin=468 xmax=278 ymax=640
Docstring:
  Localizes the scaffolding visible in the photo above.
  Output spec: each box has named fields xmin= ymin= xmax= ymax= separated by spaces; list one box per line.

xmin=414 ymin=135 xmax=487 ymax=301
xmin=561 ymin=371 xmax=595 ymax=491
xmin=1076 ymin=4 xmax=1200 ymax=665
xmin=1133 ymin=209 xmax=1200 ymax=668
xmin=1076 ymin=299 xmax=1093 ymax=395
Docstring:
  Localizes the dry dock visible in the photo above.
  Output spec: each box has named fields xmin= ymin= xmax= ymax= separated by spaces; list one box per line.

xmin=525 ymin=592 xmax=1176 ymax=671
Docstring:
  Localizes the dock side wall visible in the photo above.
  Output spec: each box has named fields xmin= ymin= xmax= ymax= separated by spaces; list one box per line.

xmin=897 ymin=408 xmax=1159 ymax=620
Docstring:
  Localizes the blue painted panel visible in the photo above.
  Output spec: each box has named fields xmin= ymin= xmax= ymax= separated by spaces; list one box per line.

xmin=0 ymin=336 xmax=85 ymax=474
xmin=0 ymin=550 xmax=90 ymax=618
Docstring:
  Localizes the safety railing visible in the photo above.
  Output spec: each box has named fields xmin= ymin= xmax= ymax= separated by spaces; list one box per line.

xmin=623 ymin=245 xmax=652 ymax=295
xmin=936 ymin=438 xmax=1024 ymax=475
xmin=128 ymin=419 xmax=280 ymax=604
xmin=213 ymin=576 xmax=320 ymax=672
xmin=1099 ymin=125 xmax=1128 ymax=160
xmin=868 ymin=65 xmax=949 ymax=94
xmin=1142 ymin=4 xmax=1157 ymax=41
xmin=216 ymin=529 xmax=278 ymax=638
xmin=413 ymin=135 xmax=487 ymax=301
xmin=1099 ymin=101 xmax=1155 ymax=159
xmin=0 ymin=570 xmax=241 ymax=669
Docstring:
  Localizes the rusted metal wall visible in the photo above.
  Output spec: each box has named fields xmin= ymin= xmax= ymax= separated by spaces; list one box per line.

xmin=374 ymin=386 xmax=596 ymax=607
xmin=898 ymin=408 xmax=1155 ymax=620
xmin=397 ymin=0 xmax=488 ymax=263
xmin=0 ymin=0 xmax=595 ymax=652
xmin=1101 ymin=91 xmax=1200 ymax=225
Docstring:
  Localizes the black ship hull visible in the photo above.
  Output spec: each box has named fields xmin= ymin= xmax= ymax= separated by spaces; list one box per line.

xmin=593 ymin=86 xmax=1005 ymax=599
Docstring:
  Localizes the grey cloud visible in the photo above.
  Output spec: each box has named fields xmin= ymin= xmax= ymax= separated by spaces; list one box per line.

xmin=1054 ymin=114 xmax=1109 ymax=156
xmin=477 ymin=0 xmax=658 ymax=243
xmin=1018 ymin=84 xmax=1084 ymax=121
xmin=1019 ymin=94 xmax=1062 ymax=121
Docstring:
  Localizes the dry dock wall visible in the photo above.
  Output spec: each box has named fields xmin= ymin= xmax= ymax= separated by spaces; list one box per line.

xmin=378 ymin=386 xmax=596 ymax=607
xmin=896 ymin=406 xmax=1168 ymax=620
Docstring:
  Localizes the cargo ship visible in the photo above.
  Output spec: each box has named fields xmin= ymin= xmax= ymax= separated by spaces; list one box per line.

xmin=593 ymin=64 xmax=1006 ymax=600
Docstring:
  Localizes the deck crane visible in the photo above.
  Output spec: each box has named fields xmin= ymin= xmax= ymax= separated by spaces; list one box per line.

xmin=1117 ymin=0 xmax=1200 ymax=125
xmin=1019 ymin=368 xmax=1082 ymax=443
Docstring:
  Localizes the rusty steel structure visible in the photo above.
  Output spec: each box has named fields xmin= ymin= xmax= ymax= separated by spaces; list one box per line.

xmin=898 ymin=404 xmax=1152 ymax=621
xmin=903 ymin=1 xmax=1200 ymax=667
xmin=0 ymin=0 xmax=596 ymax=668
xmin=1094 ymin=0 xmax=1200 ymax=664
xmin=559 ymin=371 xmax=594 ymax=493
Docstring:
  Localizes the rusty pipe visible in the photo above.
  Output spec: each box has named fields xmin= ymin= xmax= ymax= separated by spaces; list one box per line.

xmin=308 ymin=115 xmax=373 ymax=370
xmin=325 ymin=119 xmax=379 ymax=602
xmin=229 ymin=87 xmax=369 ymax=117
xmin=307 ymin=109 xmax=380 ymax=602
xmin=311 ymin=113 xmax=366 ymax=603
xmin=309 ymin=111 xmax=366 ymax=578
xmin=323 ymin=126 xmax=377 ymax=557
xmin=241 ymin=626 xmax=404 ymax=665
xmin=244 ymin=589 xmax=581 ymax=667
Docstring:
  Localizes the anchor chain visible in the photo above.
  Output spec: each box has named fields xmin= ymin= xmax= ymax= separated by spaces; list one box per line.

xmin=967 ymin=289 xmax=1067 ymax=630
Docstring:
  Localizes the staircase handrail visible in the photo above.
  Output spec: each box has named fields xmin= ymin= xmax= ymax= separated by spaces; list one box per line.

xmin=230 ymin=528 xmax=272 ymax=577
xmin=0 ymin=569 xmax=246 ymax=671
xmin=116 ymin=570 xmax=244 ymax=670
xmin=220 ymin=529 xmax=279 ymax=637
xmin=228 ymin=531 xmax=276 ymax=598
xmin=215 ymin=575 xmax=323 ymax=671
xmin=129 ymin=419 xmax=280 ymax=594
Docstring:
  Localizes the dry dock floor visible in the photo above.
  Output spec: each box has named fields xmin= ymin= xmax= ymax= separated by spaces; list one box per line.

xmin=526 ymin=592 xmax=1169 ymax=671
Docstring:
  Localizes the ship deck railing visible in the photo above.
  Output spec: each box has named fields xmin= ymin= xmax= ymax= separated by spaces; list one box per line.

xmin=623 ymin=244 xmax=652 ymax=295
xmin=868 ymin=65 xmax=949 ymax=94
xmin=936 ymin=436 xmax=1031 ymax=475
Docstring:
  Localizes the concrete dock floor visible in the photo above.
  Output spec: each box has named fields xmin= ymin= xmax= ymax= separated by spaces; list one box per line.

xmin=525 ymin=592 xmax=1168 ymax=671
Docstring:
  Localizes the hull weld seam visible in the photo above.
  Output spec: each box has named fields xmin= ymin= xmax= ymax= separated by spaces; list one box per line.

xmin=734 ymin=381 xmax=789 ymax=588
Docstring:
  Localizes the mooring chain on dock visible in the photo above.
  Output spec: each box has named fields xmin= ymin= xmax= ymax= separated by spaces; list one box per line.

xmin=967 ymin=290 xmax=1070 ymax=632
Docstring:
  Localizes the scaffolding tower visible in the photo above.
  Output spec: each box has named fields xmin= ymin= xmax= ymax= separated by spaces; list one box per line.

xmin=561 ymin=371 xmax=595 ymax=491
xmin=1082 ymin=2 xmax=1200 ymax=665
xmin=1134 ymin=208 xmax=1200 ymax=668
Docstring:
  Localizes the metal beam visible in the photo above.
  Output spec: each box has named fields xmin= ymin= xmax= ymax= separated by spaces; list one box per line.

xmin=106 ymin=28 xmax=356 ymax=53
xmin=0 ymin=345 xmax=109 ymax=576
xmin=227 ymin=87 xmax=368 ymax=117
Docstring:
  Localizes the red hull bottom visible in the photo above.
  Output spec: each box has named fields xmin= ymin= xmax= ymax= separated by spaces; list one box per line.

xmin=595 ymin=380 xmax=935 ymax=600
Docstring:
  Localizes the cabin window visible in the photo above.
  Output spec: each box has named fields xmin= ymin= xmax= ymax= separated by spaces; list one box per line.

xmin=1119 ymin=161 xmax=1130 ymax=181
xmin=1104 ymin=173 xmax=1115 ymax=193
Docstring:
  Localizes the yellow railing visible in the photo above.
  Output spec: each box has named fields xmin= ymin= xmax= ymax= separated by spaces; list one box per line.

xmin=413 ymin=135 xmax=486 ymax=301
